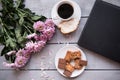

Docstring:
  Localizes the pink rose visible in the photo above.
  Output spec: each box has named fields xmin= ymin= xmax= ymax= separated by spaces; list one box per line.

xmin=25 ymin=41 xmax=35 ymax=52
xmin=15 ymin=56 xmax=29 ymax=68
xmin=33 ymin=21 xmax=46 ymax=32
xmin=34 ymin=34 xmax=47 ymax=42
xmin=33 ymin=41 xmax=46 ymax=53
xmin=43 ymin=28 xmax=55 ymax=40
xmin=45 ymin=19 xmax=55 ymax=29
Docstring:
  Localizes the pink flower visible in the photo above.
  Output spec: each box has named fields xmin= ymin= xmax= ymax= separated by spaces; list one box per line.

xmin=33 ymin=21 xmax=46 ymax=32
xmin=15 ymin=56 xmax=29 ymax=68
xmin=22 ymin=49 xmax=31 ymax=58
xmin=37 ymin=41 xmax=46 ymax=47
xmin=25 ymin=41 xmax=46 ymax=53
xmin=38 ymin=34 xmax=48 ymax=41
xmin=43 ymin=28 xmax=55 ymax=40
xmin=45 ymin=19 xmax=55 ymax=29
xmin=16 ymin=49 xmax=23 ymax=57
xmin=16 ymin=49 xmax=31 ymax=59
xmin=33 ymin=41 xmax=46 ymax=53
xmin=4 ymin=57 xmax=29 ymax=68
xmin=25 ymin=41 xmax=35 ymax=52
xmin=34 ymin=34 xmax=47 ymax=42
xmin=26 ymin=33 xmax=37 ymax=39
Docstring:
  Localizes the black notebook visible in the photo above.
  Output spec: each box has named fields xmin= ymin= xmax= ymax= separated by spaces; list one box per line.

xmin=78 ymin=0 xmax=120 ymax=63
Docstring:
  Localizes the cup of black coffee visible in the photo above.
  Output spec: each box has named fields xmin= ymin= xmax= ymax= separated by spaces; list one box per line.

xmin=57 ymin=0 xmax=74 ymax=21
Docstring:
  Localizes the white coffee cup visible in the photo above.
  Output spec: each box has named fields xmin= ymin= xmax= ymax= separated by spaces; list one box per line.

xmin=55 ymin=0 xmax=75 ymax=21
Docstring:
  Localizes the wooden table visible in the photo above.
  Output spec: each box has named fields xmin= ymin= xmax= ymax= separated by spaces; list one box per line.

xmin=0 ymin=0 xmax=120 ymax=80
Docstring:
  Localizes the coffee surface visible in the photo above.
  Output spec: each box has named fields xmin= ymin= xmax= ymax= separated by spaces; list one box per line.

xmin=58 ymin=3 xmax=73 ymax=19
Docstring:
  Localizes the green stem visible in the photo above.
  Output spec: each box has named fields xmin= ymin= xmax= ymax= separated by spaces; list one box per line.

xmin=0 ymin=18 xmax=4 ymax=26
xmin=27 ymin=17 xmax=34 ymax=23
xmin=3 ymin=26 xmax=10 ymax=38
xmin=23 ymin=24 xmax=32 ymax=34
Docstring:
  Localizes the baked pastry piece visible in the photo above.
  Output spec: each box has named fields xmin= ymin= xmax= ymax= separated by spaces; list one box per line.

xmin=58 ymin=64 xmax=66 ymax=69
xmin=58 ymin=18 xmax=79 ymax=34
xmin=59 ymin=58 xmax=66 ymax=64
xmin=74 ymin=59 xmax=83 ymax=70
xmin=79 ymin=60 xmax=88 ymax=66
xmin=63 ymin=70 xmax=72 ymax=77
xmin=58 ymin=58 xmax=66 ymax=69
xmin=71 ymin=51 xmax=81 ymax=60
xmin=64 ymin=51 xmax=72 ymax=62
xmin=65 ymin=63 xmax=74 ymax=72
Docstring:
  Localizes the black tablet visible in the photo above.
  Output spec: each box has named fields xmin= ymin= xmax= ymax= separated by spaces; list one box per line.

xmin=78 ymin=0 xmax=120 ymax=63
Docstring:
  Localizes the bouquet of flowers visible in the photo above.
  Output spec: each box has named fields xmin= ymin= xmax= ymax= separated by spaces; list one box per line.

xmin=0 ymin=0 xmax=55 ymax=69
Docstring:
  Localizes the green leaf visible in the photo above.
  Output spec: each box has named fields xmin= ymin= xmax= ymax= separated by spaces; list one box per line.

xmin=15 ymin=0 xmax=21 ymax=8
xmin=14 ymin=13 xmax=19 ymax=20
xmin=1 ymin=47 xmax=10 ymax=56
xmin=15 ymin=27 xmax=21 ymax=38
xmin=11 ymin=55 xmax=16 ymax=63
xmin=0 ymin=36 xmax=4 ymax=44
xmin=0 ymin=29 xmax=5 ymax=44
xmin=19 ymin=17 xmax=24 ymax=25
xmin=17 ymin=0 xmax=25 ymax=8
xmin=31 ymin=15 xmax=42 ymax=21
xmin=23 ymin=31 xmax=28 ymax=37
xmin=6 ymin=38 xmax=17 ymax=49
xmin=38 ymin=16 xmax=47 ymax=22
xmin=17 ymin=37 xmax=26 ymax=43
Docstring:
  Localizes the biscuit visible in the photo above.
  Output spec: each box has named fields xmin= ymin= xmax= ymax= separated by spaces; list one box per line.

xmin=64 ymin=51 xmax=72 ymax=62
xmin=79 ymin=60 xmax=87 ymax=66
xmin=58 ymin=63 xmax=66 ymax=69
xmin=58 ymin=58 xmax=66 ymax=69
xmin=63 ymin=70 xmax=72 ymax=77
xmin=71 ymin=51 xmax=81 ymax=60
xmin=58 ymin=58 xmax=66 ymax=64
xmin=74 ymin=59 xmax=81 ymax=69
xmin=65 ymin=63 xmax=74 ymax=72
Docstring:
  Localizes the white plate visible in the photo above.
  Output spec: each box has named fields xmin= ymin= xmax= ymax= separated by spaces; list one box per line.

xmin=51 ymin=0 xmax=81 ymax=26
xmin=55 ymin=45 xmax=87 ymax=77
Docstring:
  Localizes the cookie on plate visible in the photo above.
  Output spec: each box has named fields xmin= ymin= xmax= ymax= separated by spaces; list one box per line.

xmin=65 ymin=63 xmax=74 ymax=72
xmin=58 ymin=58 xmax=66 ymax=69
xmin=71 ymin=51 xmax=81 ymax=60
xmin=64 ymin=51 xmax=72 ymax=62
xmin=79 ymin=60 xmax=88 ymax=66
xmin=63 ymin=70 xmax=72 ymax=77
xmin=74 ymin=59 xmax=83 ymax=70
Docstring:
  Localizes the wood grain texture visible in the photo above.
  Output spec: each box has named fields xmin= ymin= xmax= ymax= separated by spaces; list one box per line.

xmin=0 ymin=70 xmax=120 ymax=80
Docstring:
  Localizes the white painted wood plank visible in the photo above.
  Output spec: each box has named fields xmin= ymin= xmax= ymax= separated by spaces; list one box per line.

xmin=25 ymin=0 xmax=95 ymax=18
xmin=0 ymin=70 xmax=120 ymax=80
xmin=0 ymin=44 xmax=120 ymax=69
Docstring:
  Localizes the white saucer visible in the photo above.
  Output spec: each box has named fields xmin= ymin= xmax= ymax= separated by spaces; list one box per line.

xmin=51 ymin=0 xmax=81 ymax=26
xmin=55 ymin=45 xmax=87 ymax=77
